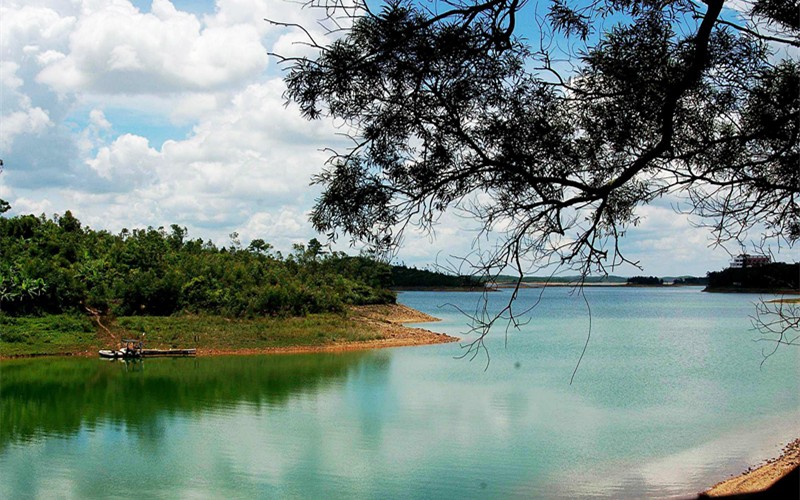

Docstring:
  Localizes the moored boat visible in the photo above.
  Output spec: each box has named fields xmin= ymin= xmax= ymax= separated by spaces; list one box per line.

xmin=97 ymin=347 xmax=140 ymax=359
xmin=98 ymin=340 xmax=195 ymax=358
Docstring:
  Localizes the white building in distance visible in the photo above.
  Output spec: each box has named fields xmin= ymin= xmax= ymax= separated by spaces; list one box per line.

xmin=729 ymin=254 xmax=771 ymax=268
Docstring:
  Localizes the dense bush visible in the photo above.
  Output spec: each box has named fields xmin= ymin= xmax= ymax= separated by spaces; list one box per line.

xmin=706 ymin=263 xmax=800 ymax=290
xmin=0 ymin=212 xmax=396 ymax=317
xmin=390 ymin=264 xmax=484 ymax=288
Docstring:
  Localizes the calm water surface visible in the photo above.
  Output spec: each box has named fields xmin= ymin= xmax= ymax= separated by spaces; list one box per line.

xmin=2 ymin=287 xmax=799 ymax=498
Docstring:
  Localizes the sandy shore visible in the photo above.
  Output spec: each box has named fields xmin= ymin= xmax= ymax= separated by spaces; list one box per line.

xmin=197 ymin=303 xmax=459 ymax=356
xmin=702 ymin=438 xmax=800 ymax=496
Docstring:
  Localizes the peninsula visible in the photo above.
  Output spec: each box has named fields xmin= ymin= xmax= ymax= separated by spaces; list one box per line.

xmin=0 ymin=211 xmax=460 ymax=358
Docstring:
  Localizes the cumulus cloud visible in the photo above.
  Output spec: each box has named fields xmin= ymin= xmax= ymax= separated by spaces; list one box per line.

xmin=169 ymin=92 xmax=222 ymax=123
xmin=0 ymin=62 xmax=53 ymax=150
xmin=618 ymin=202 xmax=734 ymax=275
xmin=0 ymin=108 xmax=52 ymax=150
xmin=89 ymin=109 xmax=111 ymax=129
xmin=2 ymin=0 xmax=796 ymax=271
xmin=238 ymin=208 xmax=311 ymax=250
xmin=36 ymin=0 xmax=268 ymax=94
xmin=0 ymin=62 xmax=24 ymax=89
xmin=0 ymin=4 xmax=76 ymax=57
xmin=86 ymin=133 xmax=159 ymax=183
xmin=6 ymin=196 xmax=54 ymax=216
xmin=60 ymin=75 xmax=340 ymax=245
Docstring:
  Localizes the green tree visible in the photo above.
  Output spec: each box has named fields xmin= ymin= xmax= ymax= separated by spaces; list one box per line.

xmin=0 ymin=212 xmax=397 ymax=318
xmin=57 ymin=210 xmax=82 ymax=234
xmin=280 ymin=0 xmax=798 ymax=278
xmin=278 ymin=0 xmax=799 ymax=362
xmin=247 ymin=238 xmax=274 ymax=256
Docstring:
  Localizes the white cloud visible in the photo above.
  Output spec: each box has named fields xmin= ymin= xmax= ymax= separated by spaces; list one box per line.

xmin=8 ymin=196 xmax=53 ymax=216
xmin=169 ymin=93 xmax=223 ymax=123
xmin=239 ymin=208 xmax=310 ymax=248
xmin=1 ymin=62 xmax=53 ymax=149
xmin=36 ymin=1 xmax=269 ymax=94
xmin=36 ymin=50 xmax=67 ymax=66
xmin=0 ymin=182 xmax=13 ymax=201
xmin=270 ymin=31 xmax=323 ymax=61
xmin=208 ymin=0 xmax=353 ymax=34
xmin=4 ymin=0 xmax=794 ymax=272
xmin=89 ymin=109 xmax=111 ymax=129
xmin=62 ymin=76 xmax=338 ymax=245
xmin=0 ymin=62 xmax=24 ymax=90
xmin=723 ymin=0 xmax=751 ymax=14
xmin=0 ymin=5 xmax=76 ymax=57
xmin=208 ymin=0 xmax=274 ymax=30
xmin=86 ymin=133 xmax=159 ymax=183
xmin=0 ymin=108 xmax=52 ymax=150
xmin=615 ymin=202 xmax=740 ymax=275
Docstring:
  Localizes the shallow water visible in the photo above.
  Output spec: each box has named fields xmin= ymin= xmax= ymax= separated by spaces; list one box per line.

xmin=2 ymin=287 xmax=798 ymax=498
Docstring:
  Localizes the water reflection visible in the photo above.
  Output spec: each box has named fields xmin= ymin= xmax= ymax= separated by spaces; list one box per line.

xmin=0 ymin=352 xmax=389 ymax=449
xmin=2 ymin=289 xmax=799 ymax=498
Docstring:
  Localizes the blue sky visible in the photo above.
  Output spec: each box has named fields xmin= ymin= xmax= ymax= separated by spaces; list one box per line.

xmin=1 ymin=0 xmax=797 ymax=277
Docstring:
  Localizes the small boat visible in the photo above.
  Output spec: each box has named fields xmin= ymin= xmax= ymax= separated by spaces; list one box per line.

xmin=98 ymin=339 xmax=195 ymax=358
xmin=98 ymin=339 xmax=143 ymax=359
xmin=97 ymin=346 xmax=141 ymax=359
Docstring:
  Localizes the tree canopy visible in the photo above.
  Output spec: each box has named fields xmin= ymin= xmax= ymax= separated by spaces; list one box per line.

xmin=278 ymin=0 xmax=799 ymax=279
xmin=0 ymin=212 xmax=396 ymax=317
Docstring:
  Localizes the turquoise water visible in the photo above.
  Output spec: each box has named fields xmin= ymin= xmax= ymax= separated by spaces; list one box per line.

xmin=2 ymin=287 xmax=798 ymax=498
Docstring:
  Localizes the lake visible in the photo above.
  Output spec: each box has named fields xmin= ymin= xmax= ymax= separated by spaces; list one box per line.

xmin=2 ymin=287 xmax=799 ymax=498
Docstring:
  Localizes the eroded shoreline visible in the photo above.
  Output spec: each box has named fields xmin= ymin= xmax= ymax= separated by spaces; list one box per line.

xmin=0 ymin=303 xmax=458 ymax=360
xmin=702 ymin=438 xmax=800 ymax=497
xmin=198 ymin=303 xmax=459 ymax=356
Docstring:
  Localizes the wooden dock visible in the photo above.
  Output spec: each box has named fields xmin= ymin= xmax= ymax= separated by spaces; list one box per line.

xmin=140 ymin=348 xmax=196 ymax=357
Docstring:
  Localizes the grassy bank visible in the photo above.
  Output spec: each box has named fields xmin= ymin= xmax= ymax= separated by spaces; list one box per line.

xmin=0 ymin=314 xmax=98 ymax=356
xmin=0 ymin=305 xmax=455 ymax=358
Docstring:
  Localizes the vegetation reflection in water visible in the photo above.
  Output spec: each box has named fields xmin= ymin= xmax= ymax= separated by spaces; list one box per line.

xmin=1 ymin=352 xmax=386 ymax=450
xmin=2 ymin=288 xmax=800 ymax=499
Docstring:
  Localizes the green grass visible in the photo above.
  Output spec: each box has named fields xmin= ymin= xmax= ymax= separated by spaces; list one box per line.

xmin=114 ymin=314 xmax=382 ymax=350
xmin=0 ymin=314 xmax=98 ymax=356
xmin=1 ymin=312 xmax=383 ymax=357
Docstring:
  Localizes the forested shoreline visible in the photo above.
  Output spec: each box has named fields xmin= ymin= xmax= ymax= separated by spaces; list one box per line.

xmin=0 ymin=211 xmax=396 ymax=319
xmin=705 ymin=263 xmax=800 ymax=292
xmin=4 ymin=211 xmax=795 ymax=322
